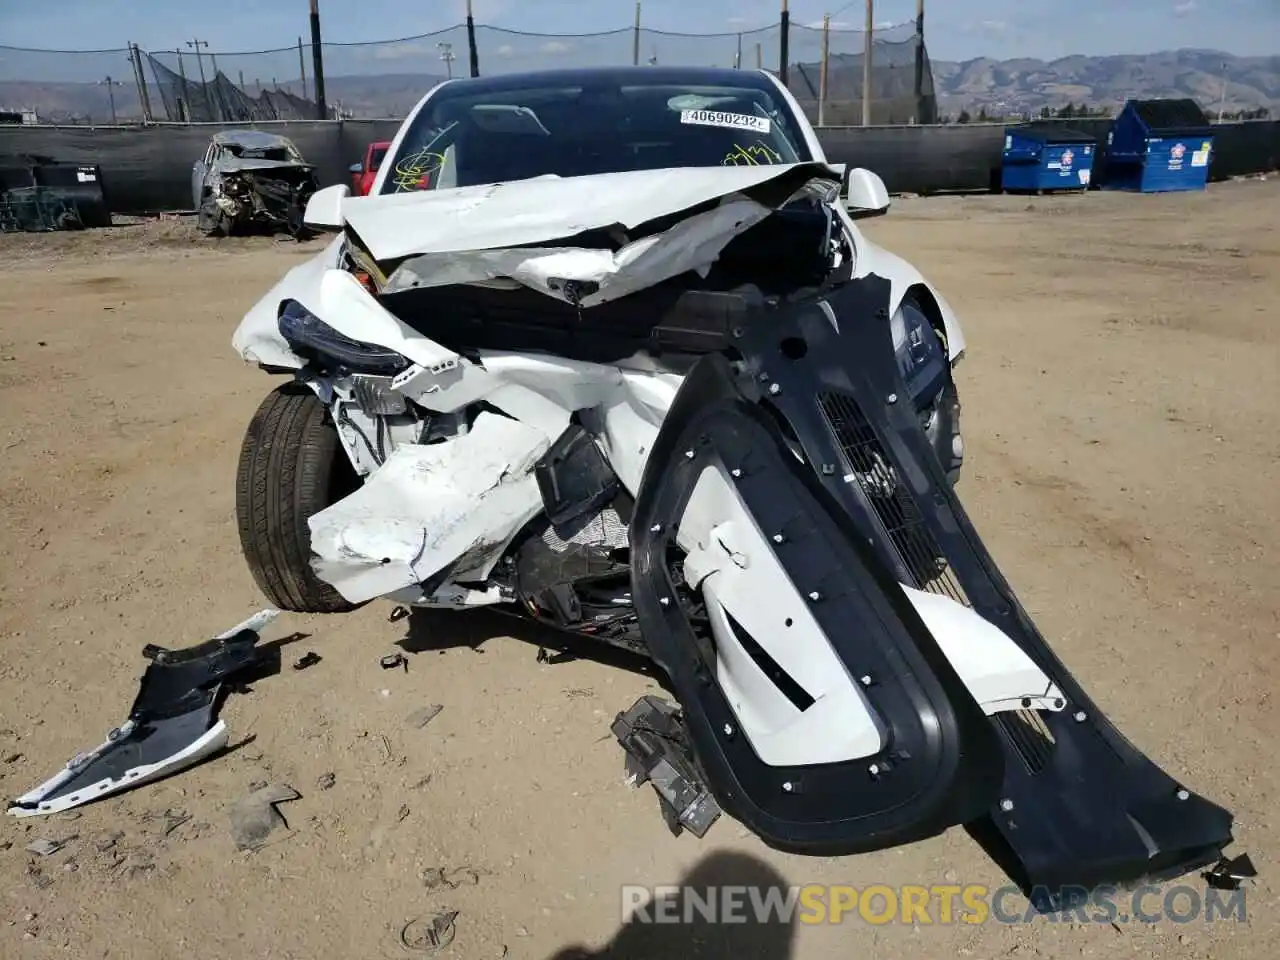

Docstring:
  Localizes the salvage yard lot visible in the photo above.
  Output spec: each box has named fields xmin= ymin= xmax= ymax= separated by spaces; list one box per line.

xmin=1 ymin=180 xmax=1277 ymax=960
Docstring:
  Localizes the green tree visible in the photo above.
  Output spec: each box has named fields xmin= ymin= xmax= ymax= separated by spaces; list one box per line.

xmin=977 ymin=106 xmax=991 ymax=122
xmin=1057 ymin=102 xmax=1076 ymax=118
xmin=1040 ymin=105 xmax=1052 ymax=119
xmin=957 ymin=109 xmax=972 ymax=123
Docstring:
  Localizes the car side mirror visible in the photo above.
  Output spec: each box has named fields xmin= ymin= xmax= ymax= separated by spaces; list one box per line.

xmin=303 ymin=183 xmax=350 ymax=230
xmin=844 ymin=168 xmax=891 ymax=219
xmin=348 ymin=162 xmax=363 ymax=175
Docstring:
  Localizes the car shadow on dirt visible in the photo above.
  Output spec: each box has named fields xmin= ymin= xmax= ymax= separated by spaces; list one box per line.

xmin=545 ymin=850 xmax=797 ymax=960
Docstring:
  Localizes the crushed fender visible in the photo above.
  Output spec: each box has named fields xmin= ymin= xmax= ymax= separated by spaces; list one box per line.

xmin=5 ymin=610 xmax=279 ymax=818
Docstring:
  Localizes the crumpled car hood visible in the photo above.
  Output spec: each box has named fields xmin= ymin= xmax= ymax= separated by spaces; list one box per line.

xmin=344 ymin=162 xmax=841 ymax=308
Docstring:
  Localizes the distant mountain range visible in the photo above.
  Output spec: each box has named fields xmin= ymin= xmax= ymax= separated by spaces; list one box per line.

xmin=929 ymin=49 xmax=1277 ymax=117
xmin=1 ymin=49 xmax=1275 ymax=124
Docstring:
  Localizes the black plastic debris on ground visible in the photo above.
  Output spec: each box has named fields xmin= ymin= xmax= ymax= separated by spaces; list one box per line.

xmin=380 ymin=653 xmax=408 ymax=672
xmin=612 ymin=696 xmax=721 ymax=839
xmin=6 ymin=611 xmax=278 ymax=818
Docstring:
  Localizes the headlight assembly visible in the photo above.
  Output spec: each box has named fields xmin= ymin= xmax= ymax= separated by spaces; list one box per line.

xmin=277 ymin=300 xmax=410 ymax=375
xmin=889 ymin=299 xmax=948 ymax=409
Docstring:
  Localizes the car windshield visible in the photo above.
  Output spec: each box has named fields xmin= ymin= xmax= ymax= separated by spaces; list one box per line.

xmin=369 ymin=145 xmax=389 ymax=171
xmin=379 ymin=73 xmax=810 ymax=194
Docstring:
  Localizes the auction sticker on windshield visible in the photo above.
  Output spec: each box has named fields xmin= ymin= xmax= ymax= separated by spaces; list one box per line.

xmin=680 ymin=109 xmax=772 ymax=134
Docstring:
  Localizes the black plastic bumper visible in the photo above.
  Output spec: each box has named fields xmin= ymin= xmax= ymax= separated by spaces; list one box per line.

xmin=629 ymin=274 xmax=1237 ymax=896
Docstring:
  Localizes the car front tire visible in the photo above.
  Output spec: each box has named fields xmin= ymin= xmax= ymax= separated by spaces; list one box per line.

xmin=924 ymin=379 xmax=963 ymax=487
xmin=235 ymin=382 xmax=359 ymax=613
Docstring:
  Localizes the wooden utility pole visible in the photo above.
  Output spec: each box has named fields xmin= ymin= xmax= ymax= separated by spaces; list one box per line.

xmin=862 ymin=0 xmax=874 ymax=125
xmin=914 ymin=0 xmax=926 ymax=122
xmin=632 ymin=1 xmax=642 ymax=66
xmin=779 ymin=0 xmax=790 ymax=85
xmin=466 ymin=0 xmax=479 ymax=77
xmin=309 ymin=0 xmax=328 ymax=118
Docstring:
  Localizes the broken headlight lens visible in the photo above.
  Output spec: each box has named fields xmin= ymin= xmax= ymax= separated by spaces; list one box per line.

xmin=277 ymin=300 xmax=410 ymax=375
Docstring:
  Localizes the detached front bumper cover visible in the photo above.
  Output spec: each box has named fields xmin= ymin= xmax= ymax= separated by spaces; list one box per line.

xmin=7 ymin=610 xmax=278 ymax=818
xmin=627 ymin=273 xmax=1247 ymax=899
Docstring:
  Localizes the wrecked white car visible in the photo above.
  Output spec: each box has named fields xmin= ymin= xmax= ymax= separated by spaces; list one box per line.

xmin=193 ymin=130 xmax=318 ymax=237
xmin=227 ymin=66 xmax=1246 ymax=905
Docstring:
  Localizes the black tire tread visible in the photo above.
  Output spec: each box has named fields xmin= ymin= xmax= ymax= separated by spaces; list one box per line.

xmin=235 ymin=383 xmax=356 ymax=613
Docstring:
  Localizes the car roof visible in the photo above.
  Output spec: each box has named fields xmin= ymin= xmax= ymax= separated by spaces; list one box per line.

xmin=211 ymin=130 xmax=296 ymax=149
xmin=432 ymin=65 xmax=781 ymax=95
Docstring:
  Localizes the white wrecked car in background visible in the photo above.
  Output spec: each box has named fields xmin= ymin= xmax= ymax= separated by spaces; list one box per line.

xmin=193 ymin=129 xmax=318 ymax=237
xmin=227 ymin=66 xmax=1248 ymax=906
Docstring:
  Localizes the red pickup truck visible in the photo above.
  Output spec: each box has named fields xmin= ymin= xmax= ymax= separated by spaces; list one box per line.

xmin=348 ymin=140 xmax=391 ymax=196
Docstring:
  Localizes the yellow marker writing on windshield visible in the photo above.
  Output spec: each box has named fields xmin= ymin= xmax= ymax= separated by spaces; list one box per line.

xmin=392 ymin=147 xmax=446 ymax=191
xmin=722 ymin=141 xmax=783 ymax=166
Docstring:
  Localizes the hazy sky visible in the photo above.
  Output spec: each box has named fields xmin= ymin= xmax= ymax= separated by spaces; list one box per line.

xmin=2 ymin=0 xmax=1275 ymax=60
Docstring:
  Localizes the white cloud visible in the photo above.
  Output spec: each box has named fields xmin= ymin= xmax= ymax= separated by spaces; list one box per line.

xmin=496 ymin=44 xmax=514 ymax=56
xmin=981 ymin=19 xmax=1009 ymax=32
xmin=1173 ymin=1 xmax=1197 ymax=15
xmin=539 ymin=40 xmax=573 ymax=54
xmin=804 ymin=19 xmax=854 ymax=29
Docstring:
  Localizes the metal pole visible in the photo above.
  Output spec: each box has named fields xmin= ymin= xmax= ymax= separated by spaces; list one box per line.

xmin=438 ymin=42 xmax=454 ymax=79
xmin=176 ymin=50 xmax=190 ymax=123
xmin=779 ymin=0 xmax=790 ymax=85
xmin=632 ymin=1 xmax=641 ymax=66
xmin=466 ymin=0 xmax=480 ymax=77
xmin=735 ymin=33 xmax=742 ymax=69
xmin=913 ymin=0 xmax=926 ymax=123
xmin=1217 ymin=62 xmax=1228 ymax=121
xmin=862 ymin=0 xmax=874 ymax=126
xmin=239 ymin=69 xmax=246 ymax=89
xmin=298 ymin=37 xmax=309 ymax=100
xmin=186 ymin=38 xmax=211 ymax=119
xmin=128 ymin=43 xmax=154 ymax=123
xmin=309 ymin=0 xmax=328 ymax=119
xmin=818 ymin=15 xmax=829 ymax=128
xmin=756 ymin=42 xmax=763 ymax=69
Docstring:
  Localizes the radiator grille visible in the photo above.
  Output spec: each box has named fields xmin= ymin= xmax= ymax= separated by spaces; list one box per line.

xmin=817 ymin=391 xmax=969 ymax=604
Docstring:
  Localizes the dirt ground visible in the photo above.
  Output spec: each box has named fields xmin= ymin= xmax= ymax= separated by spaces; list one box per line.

xmin=0 ymin=179 xmax=1276 ymax=960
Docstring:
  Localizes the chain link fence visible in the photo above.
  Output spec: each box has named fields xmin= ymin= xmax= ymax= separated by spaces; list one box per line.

xmin=0 ymin=45 xmax=142 ymax=123
xmin=1 ymin=17 xmax=933 ymax=125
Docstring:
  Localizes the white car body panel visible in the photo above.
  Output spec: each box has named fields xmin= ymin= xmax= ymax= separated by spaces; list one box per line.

xmin=681 ymin=463 xmax=888 ymax=766
xmin=309 ymin=411 xmax=551 ymax=604
xmin=232 ymin=68 xmax=1002 ymax=769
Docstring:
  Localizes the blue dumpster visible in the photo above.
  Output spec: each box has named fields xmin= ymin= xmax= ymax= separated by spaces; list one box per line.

xmin=1103 ymin=98 xmax=1215 ymax=193
xmin=1001 ymin=124 xmax=1097 ymax=193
